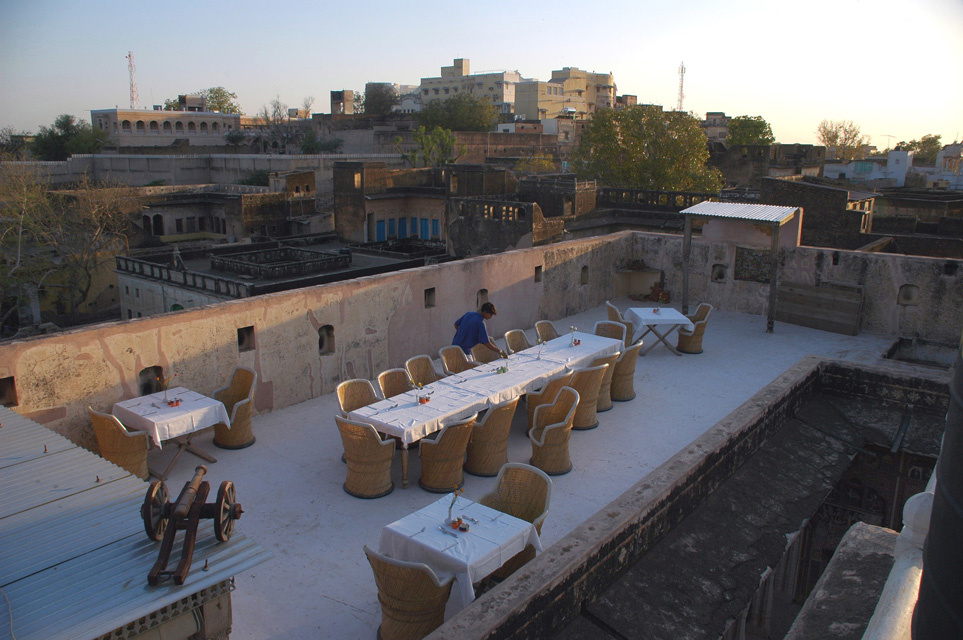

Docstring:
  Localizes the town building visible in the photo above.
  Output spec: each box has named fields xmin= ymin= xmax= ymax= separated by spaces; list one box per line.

xmin=823 ymin=148 xmax=914 ymax=188
xmin=91 ymin=108 xmax=241 ymax=149
xmin=700 ymin=111 xmax=731 ymax=143
xmin=419 ymin=58 xmax=522 ymax=116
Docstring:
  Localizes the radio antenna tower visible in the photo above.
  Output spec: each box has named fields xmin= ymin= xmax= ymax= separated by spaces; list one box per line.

xmin=126 ymin=51 xmax=139 ymax=109
xmin=677 ymin=62 xmax=686 ymax=112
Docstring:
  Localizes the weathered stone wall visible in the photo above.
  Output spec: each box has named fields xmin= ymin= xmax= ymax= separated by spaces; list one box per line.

xmin=761 ymin=178 xmax=865 ymax=249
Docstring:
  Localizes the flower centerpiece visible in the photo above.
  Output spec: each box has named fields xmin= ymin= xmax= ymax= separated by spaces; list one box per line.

xmin=157 ymin=373 xmax=178 ymax=404
xmin=570 ymin=325 xmax=578 ymax=346
xmin=535 ymin=337 xmax=544 ymax=360
xmin=448 ymin=488 xmax=464 ymax=525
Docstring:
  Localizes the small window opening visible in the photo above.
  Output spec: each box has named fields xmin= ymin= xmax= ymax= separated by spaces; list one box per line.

xmin=237 ymin=325 xmax=255 ymax=352
xmin=897 ymin=284 xmax=920 ymax=306
xmin=138 ymin=366 xmax=163 ymax=396
xmin=319 ymin=325 xmax=335 ymax=355
xmin=0 ymin=376 xmax=19 ymax=407
xmin=476 ymin=289 xmax=489 ymax=309
xmin=534 ymin=266 xmax=543 ymax=283
xmin=425 ymin=288 xmax=436 ymax=308
xmin=580 ymin=266 xmax=589 ymax=285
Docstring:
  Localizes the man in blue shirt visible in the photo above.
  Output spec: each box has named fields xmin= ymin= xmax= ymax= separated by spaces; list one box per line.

xmin=452 ymin=302 xmax=507 ymax=358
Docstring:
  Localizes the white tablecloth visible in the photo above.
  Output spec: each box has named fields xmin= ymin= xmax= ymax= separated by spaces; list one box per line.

xmin=378 ymin=494 xmax=543 ymax=611
xmin=625 ymin=307 xmax=694 ymax=341
xmin=349 ymin=332 xmax=622 ymax=445
xmin=112 ymin=387 xmax=230 ymax=448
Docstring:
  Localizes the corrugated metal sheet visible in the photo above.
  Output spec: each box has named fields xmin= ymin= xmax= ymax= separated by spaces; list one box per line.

xmin=681 ymin=201 xmax=799 ymax=225
xmin=0 ymin=406 xmax=271 ymax=640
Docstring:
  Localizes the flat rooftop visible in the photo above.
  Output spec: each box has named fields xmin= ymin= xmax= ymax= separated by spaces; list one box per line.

xmin=135 ymin=300 xmax=898 ymax=639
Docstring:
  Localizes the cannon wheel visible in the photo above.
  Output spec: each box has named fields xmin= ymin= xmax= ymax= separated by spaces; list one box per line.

xmin=214 ymin=481 xmax=239 ymax=542
xmin=142 ymin=481 xmax=169 ymax=541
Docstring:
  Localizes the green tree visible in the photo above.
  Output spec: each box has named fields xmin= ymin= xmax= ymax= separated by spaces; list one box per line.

xmin=572 ymin=105 xmax=722 ymax=192
xmin=897 ymin=134 xmax=942 ymax=165
xmin=163 ymin=87 xmax=242 ymax=113
xmin=360 ymin=85 xmax=400 ymax=117
xmin=395 ymin=126 xmax=464 ymax=167
xmin=416 ymin=94 xmax=498 ymax=132
xmin=300 ymin=130 xmax=343 ymax=154
xmin=816 ymin=119 xmax=867 ymax=161
xmin=30 ymin=115 xmax=108 ymax=160
xmin=0 ymin=127 xmax=31 ymax=159
xmin=726 ymin=115 xmax=775 ymax=146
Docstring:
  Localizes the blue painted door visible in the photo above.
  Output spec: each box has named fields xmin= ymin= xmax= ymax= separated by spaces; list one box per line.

xmin=376 ymin=220 xmax=386 ymax=241
xmin=420 ymin=218 xmax=429 ymax=240
xmin=398 ymin=217 xmax=407 ymax=238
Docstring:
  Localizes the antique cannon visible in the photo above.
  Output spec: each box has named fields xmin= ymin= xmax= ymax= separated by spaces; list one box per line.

xmin=141 ymin=465 xmax=243 ymax=585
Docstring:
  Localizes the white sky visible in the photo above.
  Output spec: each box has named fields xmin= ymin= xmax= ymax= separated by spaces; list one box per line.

xmin=1 ymin=0 xmax=961 ymax=147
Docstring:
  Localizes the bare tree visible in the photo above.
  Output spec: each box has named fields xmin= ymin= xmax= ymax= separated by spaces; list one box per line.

xmin=817 ymin=119 xmax=868 ymax=161
xmin=256 ymin=96 xmax=289 ymax=151
xmin=298 ymin=96 xmax=315 ymax=120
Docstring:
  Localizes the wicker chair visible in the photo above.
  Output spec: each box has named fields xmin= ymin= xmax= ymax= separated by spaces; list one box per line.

xmin=336 ymin=378 xmax=380 ymax=417
xmin=525 ymin=370 xmax=574 ymax=431
xmin=88 ymin=407 xmax=151 ymax=479
xmin=378 ymin=368 xmax=413 ymax=399
xmin=569 ymin=363 xmax=609 ymax=430
xmin=478 ymin=463 xmax=552 ymax=580
xmin=529 ymin=387 xmax=579 ymax=476
xmin=677 ymin=303 xmax=714 ymax=354
xmin=364 ymin=545 xmax=454 ymax=640
xmin=405 ymin=355 xmax=444 ymax=387
xmin=464 ymin=397 xmax=520 ymax=477
xmin=535 ymin=320 xmax=559 ymax=343
xmin=472 ymin=343 xmax=501 ymax=364
xmin=605 ymin=300 xmax=635 ymax=347
xmin=335 ymin=416 xmax=395 ymax=498
xmin=592 ymin=352 xmax=620 ymax=412
xmin=611 ymin=342 xmax=643 ymax=402
xmin=212 ymin=367 xmax=258 ymax=449
xmin=593 ymin=320 xmax=626 ymax=344
xmin=438 ymin=345 xmax=478 ymax=375
xmin=419 ymin=414 xmax=476 ymax=492
xmin=504 ymin=329 xmax=532 ymax=355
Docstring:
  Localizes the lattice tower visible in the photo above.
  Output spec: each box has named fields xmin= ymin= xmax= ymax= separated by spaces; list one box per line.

xmin=677 ymin=62 xmax=685 ymax=112
xmin=127 ymin=51 xmax=139 ymax=109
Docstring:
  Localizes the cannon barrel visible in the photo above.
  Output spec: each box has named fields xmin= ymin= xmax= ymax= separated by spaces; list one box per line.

xmin=172 ymin=466 xmax=207 ymax=520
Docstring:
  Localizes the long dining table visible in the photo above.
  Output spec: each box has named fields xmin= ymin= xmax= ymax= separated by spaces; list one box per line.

xmin=349 ymin=331 xmax=623 ymax=488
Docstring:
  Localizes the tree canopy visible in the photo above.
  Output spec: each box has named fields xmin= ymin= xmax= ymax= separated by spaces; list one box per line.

xmin=30 ymin=114 xmax=108 ymax=161
xmin=163 ymin=86 xmax=242 ymax=113
xmin=572 ymin=105 xmax=722 ymax=193
xmin=416 ymin=94 xmax=499 ymax=132
xmin=726 ymin=115 xmax=775 ymax=146
xmin=356 ymin=85 xmax=400 ymax=117
xmin=816 ymin=119 xmax=867 ymax=161
xmin=898 ymin=134 xmax=942 ymax=165
xmin=396 ymin=126 xmax=464 ymax=167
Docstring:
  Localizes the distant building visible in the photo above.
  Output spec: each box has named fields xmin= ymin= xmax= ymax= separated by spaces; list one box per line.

xmin=701 ymin=112 xmax=731 ymax=143
xmin=330 ymin=90 xmax=355 ymax=115
xmin=91 ymin=108 xmax=240 ymax=148
xmin=710 ymin=143 xmax=826 ymax=189
xmin=824 ymin=149 xmax=914 ymax=188
xmin=419 ymin=58 xmax=522 ymax=116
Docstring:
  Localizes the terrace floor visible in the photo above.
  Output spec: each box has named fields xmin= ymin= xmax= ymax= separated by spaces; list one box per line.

xmin=152 ymin=299 xmax=896 ymax=639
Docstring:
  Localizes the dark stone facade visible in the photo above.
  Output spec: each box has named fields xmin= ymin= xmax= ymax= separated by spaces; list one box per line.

xmin=761 ymin=177 xmax=867 ymax=249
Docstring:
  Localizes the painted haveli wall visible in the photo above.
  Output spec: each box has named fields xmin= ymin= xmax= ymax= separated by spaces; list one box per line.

xmin=2 ymin=231 xmax=960 ymax=452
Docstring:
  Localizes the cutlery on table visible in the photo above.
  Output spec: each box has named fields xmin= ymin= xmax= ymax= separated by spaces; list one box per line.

xmin=410 ymin=526 xmax=426 ymax=537
xmin=461 ymin=515 xmax=479 ymax=524
xmin=437 ymin=526 xmax=458 ymax=538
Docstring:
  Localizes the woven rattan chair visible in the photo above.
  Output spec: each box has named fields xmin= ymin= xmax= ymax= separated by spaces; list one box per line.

xmin=378 ymin=368 xmax=413 ymax=399
xmin=593 ymin=320 xmax=626 ymax=344
xmin=677 ymin=303 xmax=714 ymax=354
xmin=364 ymin=545 xmax=454 ymax=640
xmin=335 ymin=416 xmax=395 ymax=498
xmin=605 ymin=300 xmax=635 ymax=347
xmin=526 ymin=370 xmax=574 ymax=431
xmin=478 ymin=463 xmax=552 ymax=580
xmin=419 ymin=414 xmax=476 ymax=492
xmin=569 ymin=363 xmax=609 ymax=430
xmin=529 ymin=387 xmax=578 ymax=476
xmin=336 ymin=378 xmax=380 ymax=417
xmin=438 ymin=345 xmax=478 ymax=375
xmin=611 ymin=341 xmax=643 ymax=402
xmin=504 ymin=329 xmax=533 ymax=355
xmin=535 ymin=320 xmax=560 ymax=343
xmin=464 ymin=397 xmax=520 ymax=477
xmin=405 ymin=355 xmax=444 ymax=387
xmin=471 ymin=343 xmax=501 ymax=364
xmin=592 ymin=352 xmax=620 ymax=412
xmin=88 ymin=407 xmax=151 ymax=479
xmin=212 ymin=367 xmax=258 ymax=449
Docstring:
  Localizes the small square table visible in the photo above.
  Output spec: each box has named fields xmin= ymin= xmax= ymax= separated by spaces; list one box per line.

xmin=379 ymin=493 xmax=543 ymax=612
xmin=625 ymin=307 xmax=695 ymax=356
xmin=112 ymin=387 xmax=229 ymax=479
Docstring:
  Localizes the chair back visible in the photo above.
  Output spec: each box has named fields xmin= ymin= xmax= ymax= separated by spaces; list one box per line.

xmin=363 ymin=545 xmax=453 ymax=640
xmin=593 ymin=320 xmax=626 ymax=344
xmin=214 ymin=367 xmax=257 ymax=416
xmin=611 ymin=341 xmax=643 ymax=401
xmin=504 ymin=329 xmax=532 ymax=354
xmin=471 ymin=342 xmax=500 ymax=364
xmin=526 ymin=370 xmax=575 ymax=430
xmin=688 ymin=302 xmax=713 ymax=324
xmin=87 ymin=406 xmax=149 ymax=479
xmin=605 ymin=300 xmax=623 ymax=322
xmin=212 ymin=367 xmax=259 ymax=449
xmin=336 ymin=379 xmax=379 ymax=416
xmin=605 ymin=302 xmax=634 ymax=346
xmin=439 ymin=345 xmax=477 ymax=375
xmin=335 ymin=416 xmax=395 ymax=498
xmin=592 ymin=352 xmax=620 ymax=412
xmin=677 ymin=303 xmax=714 ymax=354
xmin=464 ymin=397 xmax=519 ymax=477
xmin=378 ymin=368 xmax=413 ymax=399
xmin=479 ymin=463 xmax=552 ymax=531
xmin=419 ymin=414 xmax=476 ymax=492
xmin=529 ymin=387 xmax=579 ymax=476
xmin=535 ymin=320 xmax=560 ymax=343
xmin=569 ymin=363 xmax=609 ymax=430
xmin=406 ymin=355 xmax=443 ymax=386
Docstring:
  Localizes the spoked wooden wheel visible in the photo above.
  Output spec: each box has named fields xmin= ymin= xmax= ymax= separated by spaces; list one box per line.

xmin=142 ymin=481 xmax=169 ymax=541
xmin=214 ymin=481 xmax=242 ymax=542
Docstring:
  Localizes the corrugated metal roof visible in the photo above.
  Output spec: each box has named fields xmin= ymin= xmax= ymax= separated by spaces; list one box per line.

xmin=0 ymin=405 xmax=271 ymax=640
xmin=681 ymin=201 xmax=799 ymax=225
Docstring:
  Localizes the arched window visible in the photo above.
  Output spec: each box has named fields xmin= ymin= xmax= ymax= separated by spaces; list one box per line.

xmin=142 ymin=215 xmax=151 ymax=234
xmin=149 ymin=121 xmax=159 ymax=134
xmin=135 ymin=121 xmax=146 ymax=134
xmin=211 ymin=122 xmax=219 ymax=133
xmin=122 ymin=120 xmax=132 ymax=132
xmin=199 ymin=122 xmax=208 ymax=134
xmin=187 ymin=122 xmax=196 ymax=134
xmin=175 ymin=122 xmax=184 ymax=133
xmin=163 ymin=121 xmax=172 ymax=134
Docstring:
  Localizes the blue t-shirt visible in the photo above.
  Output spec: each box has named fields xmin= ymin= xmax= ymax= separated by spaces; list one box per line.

xmin=452 ymin=311 xmax=490 ymax=354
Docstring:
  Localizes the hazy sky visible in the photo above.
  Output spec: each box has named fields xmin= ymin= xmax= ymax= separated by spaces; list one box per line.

xmin=1 ymin=0 xmax=961 ymax=148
